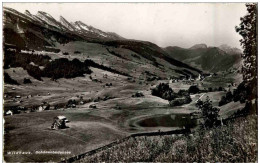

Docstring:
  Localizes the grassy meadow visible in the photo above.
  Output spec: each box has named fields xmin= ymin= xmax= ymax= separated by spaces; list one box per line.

xmin=78 ymin=115 xmax=257 ymax=162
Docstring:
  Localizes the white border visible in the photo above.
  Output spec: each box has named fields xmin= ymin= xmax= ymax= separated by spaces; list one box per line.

xmin=0 ymin=1 xmax=259 ymax=163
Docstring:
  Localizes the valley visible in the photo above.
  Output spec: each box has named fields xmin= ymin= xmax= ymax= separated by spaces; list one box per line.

xmin=3 ymin=6 xmax=247 ymax=162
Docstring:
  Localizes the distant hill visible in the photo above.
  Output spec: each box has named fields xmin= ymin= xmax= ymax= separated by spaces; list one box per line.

xmin=189 ymin=44 xmax=207 ymax=50
xmin=218 ymin=44 xmax=242 ymax=55
xmin=164 ymin=44 xmax=242 ymax=72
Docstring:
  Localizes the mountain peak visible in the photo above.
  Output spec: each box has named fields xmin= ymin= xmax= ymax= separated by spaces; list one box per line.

xmin=4 ymin=7 xmax=124 ymax=41
xmin=189 ymin=44 xmax=207 ymax=49
xmin=37 ymin=11 xmax=54 ymax=19
xmin=219 ymin=44 xmax=242 ymax=54
xmin=25 ymin=10 xmax=31 ymax=16
xmin=60 ymin=16 xmax=75 ymax=31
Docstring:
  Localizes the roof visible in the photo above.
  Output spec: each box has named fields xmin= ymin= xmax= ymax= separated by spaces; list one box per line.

xmin=57 ymin=116 xmax=67 ymax=120
xmin=6 ymin=110 xmax=13 ymax=113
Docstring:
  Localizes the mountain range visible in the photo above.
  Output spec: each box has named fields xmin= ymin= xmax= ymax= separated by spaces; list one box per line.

xmin=3 ymin=6 xmax=242 ymax=79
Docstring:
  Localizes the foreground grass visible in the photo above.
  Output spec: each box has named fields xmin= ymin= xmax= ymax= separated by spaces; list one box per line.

xmin=79 ymin=115 xmax=257 ymax=162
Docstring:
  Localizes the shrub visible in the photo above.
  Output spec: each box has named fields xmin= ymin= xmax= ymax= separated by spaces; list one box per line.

xmin=196 ymin=96 xmax=220 ymax=128
xmin=208 ymin=87 xmax=213 ymax=92
xmin=74 ymin=51 xmax=81 ymax=54
xmin=23 ymin=78 xmax=32 ymax=84
xmin=169 ymin=95 xmax=191 ymax=106
xmin=188 ymin=85 xmax=200 ymax=94
xmin=219 ymin=96 xmax=227 ymax=106
xmin=233 ymin=82 xmax=248 ymax=103
xmin=219 ymin=90 xmax=234 ymax=106
xmin=105 ymin=83 xmax=112 ymax=87
xmin=218 ymin=86 xmax=223 ymax=91
xmin=132 ymin=92 xmax=144 ymax=98
xmin=178 ymin=89 xmax=189 ymax=96
xmin=67 ymin=99 xmax=77 ymax=108
xmin=226 ymin=90 xmax=233 ymax=101
xmin=62 ymin=52 xmax=69 ymax=55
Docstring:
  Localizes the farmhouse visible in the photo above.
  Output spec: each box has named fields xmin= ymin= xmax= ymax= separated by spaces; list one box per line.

xmin=38 ymin=106 xmax=44 ymax=112
xmin=5 ymin=110 xmax=13 ymax=116
xmin=51 ymin=116 xmax=69 ymax=130
xmin=15 ymin=95 xmax=21 ymax=98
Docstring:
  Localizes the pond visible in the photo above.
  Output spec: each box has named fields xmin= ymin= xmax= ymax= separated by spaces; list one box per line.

xmin=136 ymin=114 xmax=197 ymax=128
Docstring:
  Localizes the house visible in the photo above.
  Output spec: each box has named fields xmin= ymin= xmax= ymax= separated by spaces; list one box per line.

xmin=57 ymin=116 xmax=70 ymax=123
xmin=38 ymin=106 xmax=44 ymax=112
xmin=79 ymin=101 xmax=85 ymax=105
xmin=103 ymin=74 xmax=108 ymax=78
xmin=6 ymin=110 xmax=13 ymax=116
xmin=15 ymin=95 xmax=21 ymax=98
xmin=51 ymin=116 xmax=69 ymax=130
xmin=197 ymin=74 xmax=202 ymax=81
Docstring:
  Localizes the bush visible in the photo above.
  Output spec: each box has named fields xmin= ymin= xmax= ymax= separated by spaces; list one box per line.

xmin=151 ymin=83 xmax=177 ymax=101
xmin=233 ymin=82 xmax=248 ymax=103
xmin=178 ymin=89 xmax=189 ymax=96
xmin=62 ymin=52 xmax=69 ymax=55
xmin=74 ymin=51 xmax=81 ymax=54
xmin=226 ymin=90 xmax=233 ymax=101
xmin=169 ymin=95 xmax=191 ymax=106
xmin=208 ymin=87 xmax=213 ymax=92
xmin=67 ymin=99 xmax=77 ymax=108
xmin=105 ymin=83 xmax=112 ymax=87
xmin=196 ymin=96 xmax=220 ymax=128
xmin=132 ymin=92 xmax=144 ymax=98
xmin=218 ymin=87 xmax=223 ymax=91
xmin=188 ymin=85 xmax=200 ymax=94
xmin=219 ymin=96 xmax=227 ymax=106
xmin=23 ymin=78 xmax=32 ymax=84
xmin=219 ymin=90 xmax=234 ymax=106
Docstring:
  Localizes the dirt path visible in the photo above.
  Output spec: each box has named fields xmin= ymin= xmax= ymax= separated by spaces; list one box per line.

xmin=196 ymin=93 xmax=205 ymax=102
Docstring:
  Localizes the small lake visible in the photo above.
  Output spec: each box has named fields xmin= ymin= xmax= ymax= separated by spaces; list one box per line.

xmin=136 ymin=114 xmax=197 ymax=128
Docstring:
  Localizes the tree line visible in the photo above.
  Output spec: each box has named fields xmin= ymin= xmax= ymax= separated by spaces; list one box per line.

xmin=4 ymin=50 xmax=130 ymax=81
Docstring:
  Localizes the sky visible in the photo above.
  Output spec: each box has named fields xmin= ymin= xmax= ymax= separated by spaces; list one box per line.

xmin=3 ymin=3 xmax=247 ymax=49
